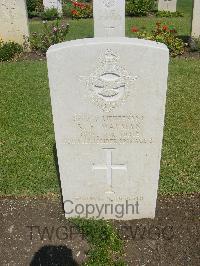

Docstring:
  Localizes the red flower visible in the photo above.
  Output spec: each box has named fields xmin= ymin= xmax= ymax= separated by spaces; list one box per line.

xmin=131 ymin=26 xmax=138 ymax=33
xmin=71 ymin=9 xmax=78 ymax=15
xmin=72 ymin=1 xmax=85 ymax=8
xmin=162 ymin=25 xmax=168 ymax=31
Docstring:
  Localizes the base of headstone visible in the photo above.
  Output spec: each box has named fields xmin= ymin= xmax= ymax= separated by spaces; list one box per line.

xmin=0 ymin=0 xmax=29 ymax=45
xmin=158 ymin=0 xmax=177 ymax=13
xmin=43 ymin=0 xmax=63 ymax=14
xmin=192 ymin=0 xmax=200 ymax=38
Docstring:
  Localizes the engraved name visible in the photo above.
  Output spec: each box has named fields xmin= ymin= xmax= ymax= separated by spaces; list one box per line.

xmin=65 ymin=114 xmax=153 ymax=144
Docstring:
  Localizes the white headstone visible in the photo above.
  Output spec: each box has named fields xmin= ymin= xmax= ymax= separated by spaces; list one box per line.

xmin=93 ymin=0 xmax=125 ymax=37
xmin=43 ymin=0 xmax=62 ymax=14
xmin=47 ymin=38 xmax=169 ymax=220
xmin=0 ymin=0 xmax=29 ymax=45
xmin=192 ymin=0 xmax=200 ymax=38
xmin=158 ymin=0 xmax=177 ymax=12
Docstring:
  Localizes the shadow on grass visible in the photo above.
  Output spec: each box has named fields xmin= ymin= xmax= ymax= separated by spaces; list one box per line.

xmin=53 ymin=144 xmax=65 ymax=211
xmin=177 ymin=35 xmax=190 ymax=43
xmin=53 ymin=143 xmax=60 ymax=180
xmin=30 ymin=245 xmax=78 ymax=266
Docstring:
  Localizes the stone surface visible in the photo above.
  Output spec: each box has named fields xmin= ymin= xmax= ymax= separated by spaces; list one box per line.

xmin=47 ymin=37 xmax=169 ymax=220
xmin=0 ymin=0 xmax=29 ymax=45
xmin=192 ymin=0 xmax=200 ymax=38
xmin=43 ymin=0 xmax=62 ymax=14
xmin=93 ymin=0 xmax=125 ymax=37
xmin=158 ymin=0 xmax=177 ymax=12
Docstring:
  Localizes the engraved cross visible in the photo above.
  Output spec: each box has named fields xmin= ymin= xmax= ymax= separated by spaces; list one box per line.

xmin=93 ymin=148 xmax=127 ymax=193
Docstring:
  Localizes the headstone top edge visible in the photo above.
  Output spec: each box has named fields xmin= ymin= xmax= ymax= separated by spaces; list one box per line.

xmin=47 ymin=37 xmax=169 ymax=54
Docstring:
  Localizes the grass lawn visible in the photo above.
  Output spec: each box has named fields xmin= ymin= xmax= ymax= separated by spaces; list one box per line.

xmin=29 ymin=0 xmax=194 ymax=40
xmin=0 ymin=58 xmax=199 ymax=196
